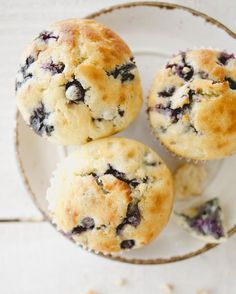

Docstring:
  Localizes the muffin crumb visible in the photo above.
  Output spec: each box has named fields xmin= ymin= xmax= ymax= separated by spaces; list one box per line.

xmin=86 ymin=290 xmax=99 ymax=294
xmin=114 ymin=278 xmax=127 ymax=286
xmin=175 ymin=198 xmax=227 ymax=243
xmin=197 ymin=289 xmax=209 ymax=294
xmin=160 ymin=283 xmax=174 ymax=293
xmin=174 ymin=163 xmax=207 ymax=199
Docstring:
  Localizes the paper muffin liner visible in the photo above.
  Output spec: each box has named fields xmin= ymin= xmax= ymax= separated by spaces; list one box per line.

xmin=53 ymin=221 xmax=139 ymax=256
xmin=47 ymin=206 xmax=119 ymax=256
xmin=69 ymin=237 xmax=132 ymax=257
xmin=49 ymin=205 xmax=144 ymax=256
xmin=146 ymin=46 xmax=235 ymax=163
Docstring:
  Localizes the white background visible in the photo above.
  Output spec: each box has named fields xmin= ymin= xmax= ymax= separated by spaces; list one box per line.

xmin=1 ymin=0 xmax=236 ymax=293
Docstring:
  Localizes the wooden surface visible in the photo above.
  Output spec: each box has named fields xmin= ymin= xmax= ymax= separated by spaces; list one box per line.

xmin=1 ymin=0 xmax=236 ymax=293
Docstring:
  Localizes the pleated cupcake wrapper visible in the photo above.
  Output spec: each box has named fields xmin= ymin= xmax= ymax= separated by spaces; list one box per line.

xmin=72 ymin=239 xmax=122 ymax=256
xmin=48 ymin=187 xmax=133 ymax=257
xmin=48 ymin=216 xmax=111 ymax=255
xmin=145 ymin=46 xmax=232 ymax=164
xmin=62 ymin=229 xmax=133 ymax=256
xmin=46 ymin=144 xmax=143 ymax=257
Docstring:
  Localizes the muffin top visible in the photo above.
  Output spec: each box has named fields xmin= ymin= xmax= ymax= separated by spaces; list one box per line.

xmin=16 ymin=18 xmax=142 ymax=145
xmin=148 ymin=49 xmax=236 ymax=160
xmin=47 ymin=137 xmax=173 ymax=253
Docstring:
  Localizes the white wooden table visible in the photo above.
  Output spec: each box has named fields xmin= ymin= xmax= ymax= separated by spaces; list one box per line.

xmin=1 ymin=1 xmax=236 ymax=293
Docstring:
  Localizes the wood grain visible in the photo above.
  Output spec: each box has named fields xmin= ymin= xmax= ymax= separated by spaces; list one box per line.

xmin=0 ymin=1 xmax=236 ymax=293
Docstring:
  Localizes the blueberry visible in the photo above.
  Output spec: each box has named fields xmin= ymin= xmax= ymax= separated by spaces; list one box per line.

xmin=71 ymin=225 xmax=86 ymax=234
xmin=104 ymin=164 xmax=139 ymax=188
xmin=15 ymin=55 xmax=35 ymax=91
xmin=154 ymin=104 xmax=182 ymax=124
xmin=158 ymin=86 xmax=175 ymax=98
xmin=29 ymin=103 xmax=54 ymax=136
xmin=36 ymin=30 xmax=59 ymax=43
xmin=105 ymin=165 xmax=126 ymax=182
xmin=25 ymin=56 xmax=36 ymax=67
xmin=120 ymin=239 xmax=135 ymax=249
xmin=167 ymin=52 xmax=194 ymax=81
xmin=190 ymin=218 xmax=224 ymax=239
xmin=116 ymin=223 xmax=126 ymax=235
xmin=126 ymin=202 xmax=141 ymax=227
xmin=89 ymin=172 xmax=111 ymax=195
xmin=72 ymin=217 xmax=95 ymax=235
xmin=218 ymin=51 xmax=235 ymax=65
xmin=65 ymin=79 xmax=86 ymax=104
xmin=89 ymin=172 xmax=103 ymax=187
xmin=177 ymin=65 xmax=194 ymax=81
xmin=167 ymin=64 xmax=193 ymax=81
xmin=81 ymin=217 xmax=95 ymax=229
xmin=170 ymin=107 xmax=184 ymax=123
xmin=225 ymin=77 xmax=236 ymax=90
xmin=116 ymin=201 xmax=141 ymax=235
xmin=107 ymin=58 xmax=136 ymax=83
xmin=42 ymin=61 xmax=65 ymax=75
xmin=185 ymin=198 xmax=225 ymax=239
xmin=128 ymin=179 xmax=140 ymax=188
xmin=154 ymin=89 xmax=196 ymax=123
xmin=118 ymin=106 xmax=125 ymax=117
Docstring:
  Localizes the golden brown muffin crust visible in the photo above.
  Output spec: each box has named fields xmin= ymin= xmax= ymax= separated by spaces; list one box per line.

xmin=47 ymin=137 xmax=174 ymax=253
xmin=148 ymin=49 xmax=236 ymax=160
xmin=16 ymin=18 xmax=142 ymax=145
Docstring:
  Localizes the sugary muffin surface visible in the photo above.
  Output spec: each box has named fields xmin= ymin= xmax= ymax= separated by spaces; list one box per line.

xmin=47 ymin=137 xmax=173 ymax=253
xmin=16 ymin=19 xmax=143 ymax=145
xmin=148 ymin=49 xmax=236 ymax=160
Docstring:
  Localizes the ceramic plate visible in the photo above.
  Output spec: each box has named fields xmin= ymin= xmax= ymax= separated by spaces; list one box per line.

xmin=15 ymin=2 xmax=236 ymax=264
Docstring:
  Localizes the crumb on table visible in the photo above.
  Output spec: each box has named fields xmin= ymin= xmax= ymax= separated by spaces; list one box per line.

xmin=197 ymin=289 xmax=209 ymax=294
xmin=160 ymin=283 xmax=174 ymax=293
xmin=114 ymin=278 xmax=126 ymax=286
xmin=86 ymin=290 xmax=99 ymax=294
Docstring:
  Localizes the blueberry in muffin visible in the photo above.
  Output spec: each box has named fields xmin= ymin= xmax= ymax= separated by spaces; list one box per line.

xmin=16 ymin=19 xmax=143 ymax=145
xmin=148 ymin=49 xmax=236 ymax=160
xmin=47 ymin=137 xmax=173 ymax=253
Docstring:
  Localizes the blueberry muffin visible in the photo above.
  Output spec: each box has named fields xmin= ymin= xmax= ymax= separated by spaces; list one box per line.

xmin=174 ymin=163 xmax=207 ymax=200
xmin=148 ymin=49 xmax=236 ymax=160
xmin=175 ymin=198 xmax=227 ymax=243
xmin=47 ymin=137 xmax=173 ymax=253
xmin=16 ymin=19 xmax=143 ymax=145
